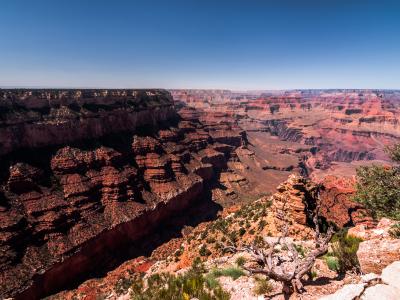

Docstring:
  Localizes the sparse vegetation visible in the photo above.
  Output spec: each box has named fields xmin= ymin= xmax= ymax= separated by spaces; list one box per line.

xmin=331 ymin=234 xmax=363 ymax=272
xmin=235 ymin=256 xmax=247 ymax=267
xmin=388 ymin=223 xmax=400 ymax=239
xmin=325 ymin=257 xmax=340 ymax=271
xmin=129 ymin=259 xmax=231 ymax=300
xmin=220 ymin=266 xmax=247 ymax=280
xmin=310 ymin=270 xmax=317 ymax=278
xmin=253 ymin=277 xmax=273 ymax=295
xmin=293 ymin=244 xmax=305 ymax=258
xmin=238 ymin=227 xmax=246 ymax=237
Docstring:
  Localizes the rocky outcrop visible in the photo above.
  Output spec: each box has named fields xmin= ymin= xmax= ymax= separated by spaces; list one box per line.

xmin=272 ymin=174 xmax=314 ymax=239
xmin=321 ymin=261 xmax=400 ymax=300
xmin=348 ymin=217 xmax=394 ymax=240
xmin=272 ymin=174 xmax=372 ymax=239
xmin=319 ymin=176 xmax=371 ymax=227
xmin=319 ymin=284 xmax=366 ymax=300
xmin=357 ymin=239 xmax=400 ymax=275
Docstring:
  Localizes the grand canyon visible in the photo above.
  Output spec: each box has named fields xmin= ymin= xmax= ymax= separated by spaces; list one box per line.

xmin=1 ymin=88 xmax=400 ymax=300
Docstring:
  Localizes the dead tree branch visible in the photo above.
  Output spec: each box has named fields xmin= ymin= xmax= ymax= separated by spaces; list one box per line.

xmin=222 ymin=192 xmax=335 ymax=297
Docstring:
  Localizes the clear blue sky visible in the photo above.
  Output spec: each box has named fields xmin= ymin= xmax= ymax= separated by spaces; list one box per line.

xmin=1 ymin=0 xmax=399 ymax=90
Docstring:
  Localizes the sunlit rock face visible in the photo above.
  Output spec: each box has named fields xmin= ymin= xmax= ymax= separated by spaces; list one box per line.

xmin=171 ymin=89 xmax=400 ymax=180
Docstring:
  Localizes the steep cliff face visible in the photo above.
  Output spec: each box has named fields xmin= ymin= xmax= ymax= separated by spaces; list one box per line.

xmin=0 ymin=90 xmax=254 ymax=300
xmin=0 ymin=89 xmax=176 ymax=155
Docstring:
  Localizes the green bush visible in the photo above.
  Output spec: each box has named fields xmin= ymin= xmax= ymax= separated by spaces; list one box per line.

xmin=199 ymin=245 xmax=211 ymax=256
xmin=205 ymin=270 xmax=221 ymax=289
xmin=325 ymin=257 xmax=340 ymax=271
xmin=206 ymin=237 xmax=216 ymax=244
xmin=238 ymin=227 xmax=246 ymax=236
xmin=255 ymin=236 xmax=264 ymax=245
xmin=206 ymin=265 xmax=246 ymax=282
xmin=201 ymin=230 xmax=208 ymax=239
xmin=350 ymin=142 xmax=400 ymax=220
xmin=389 ymin=224 xmax=400 ymax=239
xmin=248 ymin=228 xmax=255 ymax=235
xmin=221 ymin=266 xmax=247 ymax=280
xmin=235 ymin=256 xmax=247 ymax=267
xmin=214 ymin=243 xmax=223 ymax=250
xmin=332 ymin=234 xmax=363 ymax=272
xmin=310 ymin=270 xmax=317 ymax=278
xmin=260 ymin=207 xmax=267 ymax=216
xmin=229 ymin=231 xmax=238 ymax=243
xmin=293 ymin=244 xmax=305 ymax=258
xmin=258 ymin=220 xmax=266 ymax=230
xmin=253 ymin=277 xmax=273 ymax=295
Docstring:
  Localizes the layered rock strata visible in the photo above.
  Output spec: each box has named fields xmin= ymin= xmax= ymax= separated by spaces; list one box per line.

xmin=272 ymin=174 xmax=314 ymax=239
xmin=319 ymin=175 xmax=372 ymax=227
xmin=0 ymin=89 xmax=176 ymax=155
xmin=0 ymin=90 xmax=251 ymax=300
xmin=271 ymin=174 xmax=370 ymax=239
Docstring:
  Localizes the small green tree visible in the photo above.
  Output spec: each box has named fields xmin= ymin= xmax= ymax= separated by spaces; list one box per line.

xmin=351 ymin=142 xmax=400 ymax=220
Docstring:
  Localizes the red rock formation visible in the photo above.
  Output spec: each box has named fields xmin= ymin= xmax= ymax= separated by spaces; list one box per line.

xmin=0 ymin=93 xmax=252 ymax=300
xmin=272 ymin=174 xmax=314 ymax=239
xmin=272 ymin=174 xmax=371 ymax=239
xmin=319 ymin=175 xmax=372 ymax=227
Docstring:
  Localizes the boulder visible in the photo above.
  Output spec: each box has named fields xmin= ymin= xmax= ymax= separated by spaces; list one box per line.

xmin=348 ymin=224 xmax=367 ymax=239
xmin=360 ymin=284 xmax=399 ymax=300
xmin=319 ymin=283 xmax=366 ymax=300
xmin=357 ymin=239 xmax=400 ymax=274
xmin=381 ymin=261 xmax=400 ymax=290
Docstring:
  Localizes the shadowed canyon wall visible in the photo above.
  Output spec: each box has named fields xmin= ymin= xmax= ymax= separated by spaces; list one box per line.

xmin=0 ymin=89 xmax=250 ymax=299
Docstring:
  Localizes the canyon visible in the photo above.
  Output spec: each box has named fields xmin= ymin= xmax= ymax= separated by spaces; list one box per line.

xmin=1 ymin=88 xmax=400 ymax=299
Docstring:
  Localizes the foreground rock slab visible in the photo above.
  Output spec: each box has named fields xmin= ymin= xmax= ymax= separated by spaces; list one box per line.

xmin=360 ymin=284 xmax=399 ymax=300
xmin=319 ymin=283 xmax=366 ymax=300
xmin=357 ymin=239 xmax=400 ymax=274
xmin=381 ymin=261 xmax=400 ymax=290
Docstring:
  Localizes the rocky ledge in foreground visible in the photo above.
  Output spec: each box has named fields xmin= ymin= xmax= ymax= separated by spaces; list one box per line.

xmin=48 ymin=174 xmax=377 ymax=300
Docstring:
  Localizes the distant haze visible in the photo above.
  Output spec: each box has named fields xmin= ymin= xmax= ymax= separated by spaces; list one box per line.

xmin=1 ymin=0 xmax=399 ymax=89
